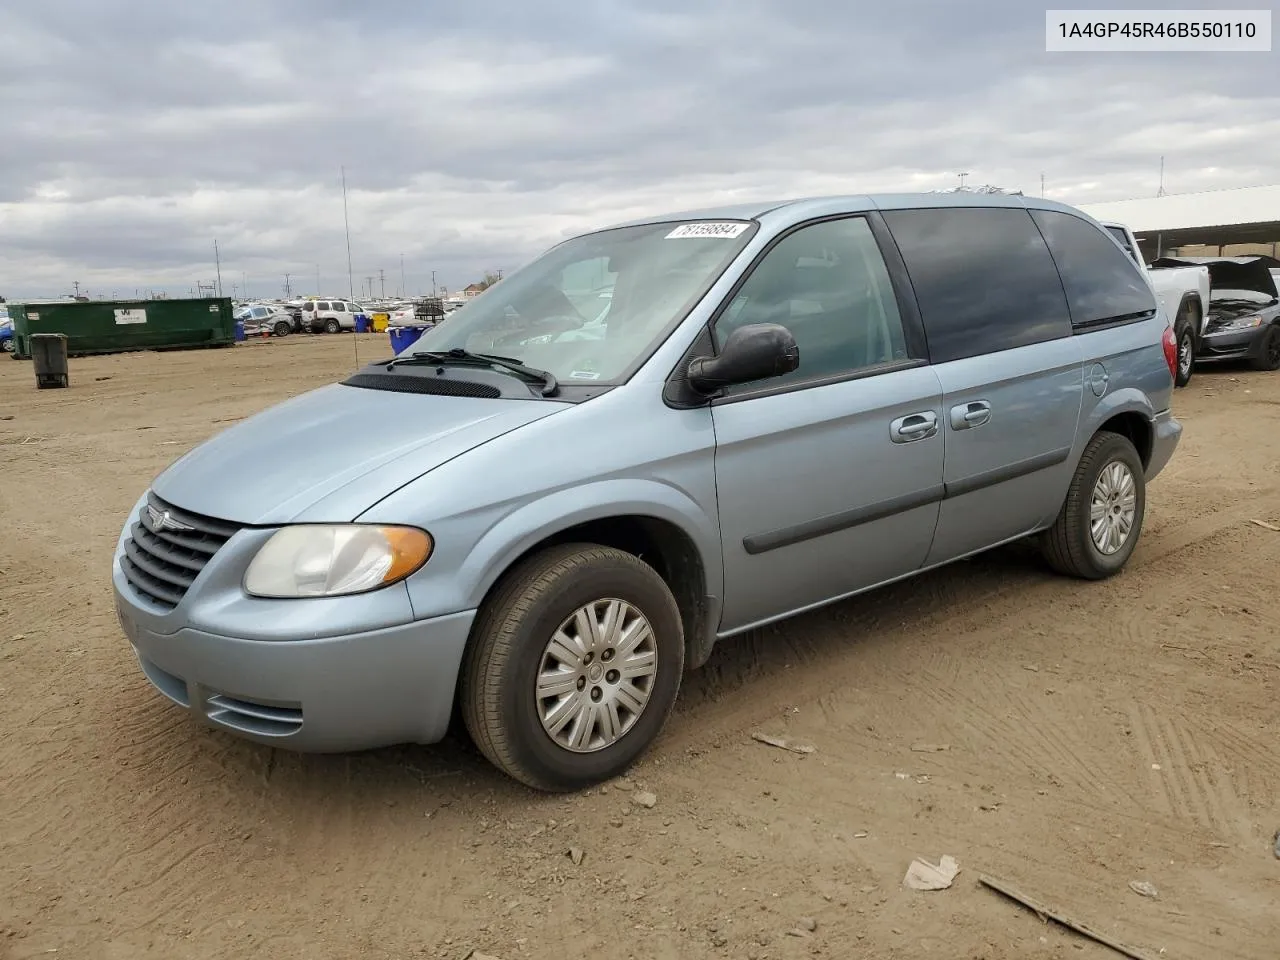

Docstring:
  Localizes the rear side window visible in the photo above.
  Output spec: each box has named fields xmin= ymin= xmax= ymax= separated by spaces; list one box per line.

xmin=316 ymin=301 xmax=330 ymax=310
xmin=883 ymin=207 xmax=1072 ymax=363
xmin=333 ymin=302 xmax=347 ymax=312
xmin=1032 ymin=211 xmax=1157 ymax=328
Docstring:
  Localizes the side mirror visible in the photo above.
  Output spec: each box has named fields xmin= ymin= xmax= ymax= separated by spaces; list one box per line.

xmin=687 ymin=323 xmax=799 ymax=393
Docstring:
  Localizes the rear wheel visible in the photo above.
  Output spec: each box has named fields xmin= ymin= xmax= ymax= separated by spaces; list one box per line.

xmin=1174 ymin=305 xmax=1198 ymax=387
xmin=324 ymin=318 xmax=342 ymax=334
xmin=1249 ymin=325 xmax=1280 ymax=372
xmin=1041 ymin=431 xmax=1145 ymax=580
xmin=273 ymin=319 xmax=291 ymax=337
xmin=461 ymin=544 xmax=685 ymax=792
xmin=1 ymin=338 xmax=13 ymax=354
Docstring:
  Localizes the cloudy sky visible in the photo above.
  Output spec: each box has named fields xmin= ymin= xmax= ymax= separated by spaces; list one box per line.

xmin=1 ymin=0 xmax=1277 ymax=301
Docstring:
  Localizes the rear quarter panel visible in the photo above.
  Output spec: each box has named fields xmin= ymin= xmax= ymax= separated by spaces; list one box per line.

xmin=1028 ymin=316 xmax=1171 ymax=527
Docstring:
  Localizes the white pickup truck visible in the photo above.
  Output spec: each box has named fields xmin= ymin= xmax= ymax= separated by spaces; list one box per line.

xmin=1101 ymin=221 xmax=1210 ymax=387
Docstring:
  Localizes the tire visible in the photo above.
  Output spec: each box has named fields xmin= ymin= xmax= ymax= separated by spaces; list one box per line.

xmin=460 ymin=544 xmax=685 ymax=792
xmin=1 ymin=338 xmax=13 ymax=354
xmin=1174 ymin=305 xmax=1197 ymax=387
xmin=273 ymin=319 xmax=291 ymax=337
xmin=324 ymin=318 xmax=341 ymax=334
xmin=1041 ymin=431 xmax=1146 ymax=580
xmin=1249 ymin=325 xmax=1280 ymax=372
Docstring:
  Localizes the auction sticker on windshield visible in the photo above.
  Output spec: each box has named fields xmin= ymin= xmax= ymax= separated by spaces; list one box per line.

xmin=666 ymin=222 xmax=751 ymax=239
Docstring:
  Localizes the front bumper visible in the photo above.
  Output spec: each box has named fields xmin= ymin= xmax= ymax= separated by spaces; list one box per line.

xmin=1197 ymin=325 xmax=1269 ymax=362
xmin=114 ymin=582 xmax=475 ymax=752
xmin=1145 ymin=409 xmax=1181 ymax=482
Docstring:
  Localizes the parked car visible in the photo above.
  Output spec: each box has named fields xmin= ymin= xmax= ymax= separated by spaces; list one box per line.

xmin=112 ymin=194 xmax=1180 ymax=792
xmin=296 ymin=299 xmax=367 ymax=333
xmin=1150 ymin=255 xmax=1280 ymax=371
xmin=0 ymin=315 xmax=13 ymax=354
xmin=234 ymin=303 xmax=293 ymax=338
xmin=1101 ymin=222 xmax=1209 ymax=387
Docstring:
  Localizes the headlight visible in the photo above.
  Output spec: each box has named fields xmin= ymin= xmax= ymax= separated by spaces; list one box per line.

xmin=244 ymin=525 xmax=433 ymax=598
xmin=1220 ymin=314 xmax=1264 ymax=331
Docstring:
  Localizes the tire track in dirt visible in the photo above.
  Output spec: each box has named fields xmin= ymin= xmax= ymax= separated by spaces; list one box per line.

xmin=1126 ymin=701 xmax=1259 ymax=844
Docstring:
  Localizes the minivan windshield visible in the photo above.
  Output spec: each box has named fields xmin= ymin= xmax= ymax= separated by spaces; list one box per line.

xmin=408 ymin=220 xmax=757 ymax=385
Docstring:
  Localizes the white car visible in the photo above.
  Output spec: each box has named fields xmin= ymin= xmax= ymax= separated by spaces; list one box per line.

xmin=297 ymin=299 xmax=367 ymax=333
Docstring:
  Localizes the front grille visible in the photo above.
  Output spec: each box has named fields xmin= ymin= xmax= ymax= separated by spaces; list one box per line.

xmin=121 ymin=493 xmax=242 ymax=610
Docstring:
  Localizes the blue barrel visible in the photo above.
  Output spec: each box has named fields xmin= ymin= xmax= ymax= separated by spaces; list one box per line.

xmin=234 ymin=320 xmax=246 ymax=342
xmin=354 ymin=314 xmax=370 ymax=333
xmin=388 ymin=326 xmax=424 ymax=354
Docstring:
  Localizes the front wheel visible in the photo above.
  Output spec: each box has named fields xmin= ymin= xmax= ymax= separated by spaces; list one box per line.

xmin=460 ymin=544 xmax=685 ymax=792
xmin=0 ymin=338 xmax=13 ymax=354
xmin=1040 ymin=431 xmax=1146 ymax=580
xmin=324 ymin=318 xmax=342 ymax=334
xmin=1249 ymin=325 xmax=1280 ymax=372
xmin=273 ymin=319 xmax=291 ymax=337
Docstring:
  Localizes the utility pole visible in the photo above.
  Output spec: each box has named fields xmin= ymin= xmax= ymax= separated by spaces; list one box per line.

xmin=379 ymin=268 xmax=385 ymax=299
xmin=283 ymin=273 xmax=292 ymax=298
xmin=364 ymin=275 xmax=375 ymax=300
xmin=213 ymin=238 xmax=224 ymax=297
xmin=958 ymin=172 xmax=969 ymax=190
xmin=1157 ymin=155 xmax=1166 ymax=197
xmin=431 ymin=271 xmax=437 ymax=297
xmin=73 ymin=281 xmax=80 ymax=297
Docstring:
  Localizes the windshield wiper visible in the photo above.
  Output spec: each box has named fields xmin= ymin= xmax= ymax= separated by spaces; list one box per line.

xmin=386 ymin=347 xmax=559 ymax=397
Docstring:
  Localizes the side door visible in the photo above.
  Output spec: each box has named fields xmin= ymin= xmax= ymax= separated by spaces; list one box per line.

xmin=881 ymin=206 xmax=1084 ymax=564
xmin=709 ymin=214 xmax=946 ymax=633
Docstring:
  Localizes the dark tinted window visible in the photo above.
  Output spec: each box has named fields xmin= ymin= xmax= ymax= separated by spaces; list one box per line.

xmin=883 ymin=207 xmax=1072 ymax=363
xmin=332 ymin=302 xmax=346 ymax=312
xmin=1033 ymin=211 xmax=1157 ymax=326
xmin=316 ymin=301 xmax=330 ymax=310
xmin=714 ymin=217 xmax=910 ymax=390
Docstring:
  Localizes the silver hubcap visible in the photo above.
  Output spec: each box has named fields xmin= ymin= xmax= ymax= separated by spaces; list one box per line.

xmin=1090 ymin=461 xmax=1137 ymax=555
xmin=1178 ymin=335 xmax=1192 ymax=375
xmin=535 ymin=598 xmax=657 ymax=753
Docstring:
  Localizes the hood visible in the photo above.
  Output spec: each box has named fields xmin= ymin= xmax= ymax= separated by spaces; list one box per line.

xmin=1149 ymin=256 xmax=1279 ymax=299
xmin=153 ymin=383 xmax=568 ymax=525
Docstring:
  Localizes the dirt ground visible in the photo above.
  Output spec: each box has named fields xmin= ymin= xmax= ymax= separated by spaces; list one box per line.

xmin=2 ymin=333 xmax=1278 ymax=960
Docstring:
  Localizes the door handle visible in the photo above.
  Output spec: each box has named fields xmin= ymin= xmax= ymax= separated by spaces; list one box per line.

xmin=890 ymin=411 xmax=939 ymax=443
xmin=949 ymin=400 xmax=991 ymax=430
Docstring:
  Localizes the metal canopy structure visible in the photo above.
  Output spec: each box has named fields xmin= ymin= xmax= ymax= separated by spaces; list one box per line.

xmin=1079 ymin=184 xmax=1280 ymax=254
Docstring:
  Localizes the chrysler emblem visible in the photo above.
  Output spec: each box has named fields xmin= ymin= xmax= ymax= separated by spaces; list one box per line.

xmin=147 ymin=504 xmax=194 ymax=532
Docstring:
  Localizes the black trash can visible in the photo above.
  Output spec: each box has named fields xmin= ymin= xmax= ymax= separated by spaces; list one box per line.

xmin=30 ymin=333 xmax=70 ymax=389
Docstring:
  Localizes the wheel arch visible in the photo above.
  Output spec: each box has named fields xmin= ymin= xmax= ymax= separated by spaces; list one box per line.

xmin=1086 ymin=393 xmax=1155 ymax=469
xmin=459 ymin=483 xmax=723 ymax=672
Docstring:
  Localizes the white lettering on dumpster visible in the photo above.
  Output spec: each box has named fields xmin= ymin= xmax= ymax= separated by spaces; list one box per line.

xmin=114 ymin=308 xmax=147 ymax=325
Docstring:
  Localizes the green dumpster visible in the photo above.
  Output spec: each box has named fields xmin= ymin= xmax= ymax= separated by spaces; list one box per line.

xmin=10 ymin=298 xmax=236 ymax=358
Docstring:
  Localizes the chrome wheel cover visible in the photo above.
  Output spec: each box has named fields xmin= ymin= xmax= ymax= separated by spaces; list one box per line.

xmin=1090 ymin=460 xmax=1137 ymax=555
xmin=535 ymin=598 xmax=657 ymax=753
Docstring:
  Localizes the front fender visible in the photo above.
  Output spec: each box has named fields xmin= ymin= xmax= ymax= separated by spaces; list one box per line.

xmin=457 ymin=479 xmax=723 ymax=611
xmin=384 ymin=478 xmax=723 ymax=631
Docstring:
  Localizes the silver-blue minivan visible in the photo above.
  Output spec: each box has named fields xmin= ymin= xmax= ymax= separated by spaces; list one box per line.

xmin=113 ymin=193 xmax=1182 ymax=790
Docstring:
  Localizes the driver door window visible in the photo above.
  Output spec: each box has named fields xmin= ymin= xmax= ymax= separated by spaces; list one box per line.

xmin=714 ymin=217 xmax=909 ymax=392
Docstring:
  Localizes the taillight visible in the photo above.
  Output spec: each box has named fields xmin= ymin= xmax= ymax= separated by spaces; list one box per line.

xmin=1161 ymin=325 xmax=1177 ymax=380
